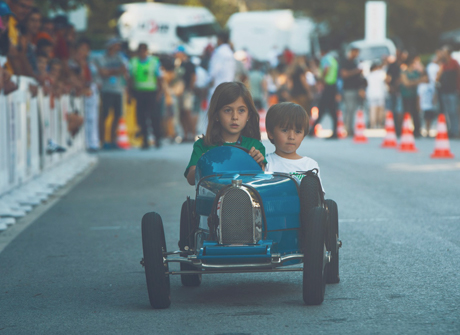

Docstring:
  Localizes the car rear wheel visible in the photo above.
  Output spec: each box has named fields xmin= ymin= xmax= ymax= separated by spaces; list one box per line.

xmin=325 ymin=199 xmax=340 ymax=284
xmin=180 ymin=199 xmax=202 ymax=287
xmin=141 ymin=212 xmax=171 ymax=309
xmin=302 ymin=207 xmax=327 ymax=305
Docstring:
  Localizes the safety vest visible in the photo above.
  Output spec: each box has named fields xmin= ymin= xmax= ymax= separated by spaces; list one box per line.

xmin=321 ymin=54 xmax=338 ymax=85
xmin=130 ymin=56 xmax=159 ymax=91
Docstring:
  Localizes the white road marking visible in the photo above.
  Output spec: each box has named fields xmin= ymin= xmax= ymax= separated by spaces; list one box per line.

xmin=387 ymin=162 xmax=460 ymax=172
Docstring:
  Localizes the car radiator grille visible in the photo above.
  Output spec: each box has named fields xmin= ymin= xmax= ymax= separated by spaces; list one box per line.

xmin=220 ymin=188 xmax=254 ymax=244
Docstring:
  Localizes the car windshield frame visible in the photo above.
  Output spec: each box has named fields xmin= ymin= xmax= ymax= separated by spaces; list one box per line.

xmin=357 ymin=45 xmax=391 ymax=61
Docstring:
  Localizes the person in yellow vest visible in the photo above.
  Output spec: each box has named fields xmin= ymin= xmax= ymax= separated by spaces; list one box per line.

xmin=129 ymin=43 xmax=162 ymax=149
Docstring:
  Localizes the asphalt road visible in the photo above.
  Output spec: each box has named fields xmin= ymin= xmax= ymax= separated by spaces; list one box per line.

xmin=1 ymin=137 xmax=459 ymax=335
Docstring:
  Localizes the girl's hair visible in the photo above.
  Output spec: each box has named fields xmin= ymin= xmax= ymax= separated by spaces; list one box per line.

xmin=204 ymin=81 xmax=261 ymax=146
xmin=265 ymin=102 xmax=310 ymax=144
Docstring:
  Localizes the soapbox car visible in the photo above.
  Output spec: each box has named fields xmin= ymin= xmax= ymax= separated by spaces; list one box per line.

xmin=141 ymin=146 xmax=341 ymax=309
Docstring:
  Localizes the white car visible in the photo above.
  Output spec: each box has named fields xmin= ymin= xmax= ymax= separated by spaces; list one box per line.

xmin=346 ymin=39 xmax=397 ymax=76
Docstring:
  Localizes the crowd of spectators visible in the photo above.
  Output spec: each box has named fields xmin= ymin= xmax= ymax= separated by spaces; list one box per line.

xmin=0 ymin=0 xmax=94 ymax=146
xmin=2 ymin=0 xmax=459 ymax=153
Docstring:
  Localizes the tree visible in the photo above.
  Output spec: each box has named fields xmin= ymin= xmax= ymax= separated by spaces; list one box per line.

xmin=37 ymin=0 xmax=460 ymax=53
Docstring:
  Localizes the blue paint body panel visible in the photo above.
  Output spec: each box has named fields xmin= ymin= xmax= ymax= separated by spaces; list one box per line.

xmin=194 ymin=146 xmax=303 ymax=265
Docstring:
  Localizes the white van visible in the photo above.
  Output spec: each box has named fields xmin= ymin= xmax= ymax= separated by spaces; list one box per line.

xmin=226 ymin=10 xmax=318 ymax=61
xmin=117 ymin=3 xmax=219 ymax=55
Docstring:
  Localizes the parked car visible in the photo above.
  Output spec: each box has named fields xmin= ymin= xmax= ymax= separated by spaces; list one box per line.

xmin=140 ymin=146 xmax=341 ymax=308
xmin=347 ymin=38 xmax=397 ymax=76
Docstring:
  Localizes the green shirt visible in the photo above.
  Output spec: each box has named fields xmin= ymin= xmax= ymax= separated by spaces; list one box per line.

xmin=184 ymin=136 xmax=267 ymax=178
xmin=400 ymin=69 xmax=421 ymax=98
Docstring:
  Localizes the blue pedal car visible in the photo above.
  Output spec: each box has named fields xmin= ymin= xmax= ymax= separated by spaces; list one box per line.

xmin=141 ymin=146 xmax=342 ymax=309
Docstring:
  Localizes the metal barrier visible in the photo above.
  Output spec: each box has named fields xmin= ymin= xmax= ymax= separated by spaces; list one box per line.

xmin=0 ymin=76 xmax=94 ymax=226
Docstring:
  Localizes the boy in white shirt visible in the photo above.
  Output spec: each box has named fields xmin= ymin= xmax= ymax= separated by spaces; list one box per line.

xmin=265 ymin=102 xmax=324 ymax=193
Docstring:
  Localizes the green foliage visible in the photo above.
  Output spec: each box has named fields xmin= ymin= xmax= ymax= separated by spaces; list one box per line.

xmin=37 ymin=0 xmax=460 ymax=53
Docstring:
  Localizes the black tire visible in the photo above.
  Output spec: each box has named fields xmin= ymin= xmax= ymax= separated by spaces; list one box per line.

xmin=299 ymin=174 xmax=322 ymax=251
xmin=325 ymin=200 xmax=340 ymax=284
xmin=300 ymin=174 xmax=322 ymax=213
xmin=302 ymin=207 xmax=327 ymax=305
xmin=179 ymin=199 xmax=201 ymax=287
xmin=141 ymin=212 xmax=171 ymax=309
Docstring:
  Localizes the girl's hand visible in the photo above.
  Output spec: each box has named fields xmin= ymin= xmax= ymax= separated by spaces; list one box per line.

xmin=249 ymin=146 xmax=265 ymax=167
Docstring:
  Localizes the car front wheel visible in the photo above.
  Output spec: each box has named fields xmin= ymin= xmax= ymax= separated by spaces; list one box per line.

xmin=302 ymin=207 xmax=327 ymax=305
xmin=141 ymin=212 xmax=171 ymax=309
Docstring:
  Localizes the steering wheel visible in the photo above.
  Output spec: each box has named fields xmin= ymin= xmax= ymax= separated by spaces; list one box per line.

xmin=226 ymin=144 xmax=250 ymax=154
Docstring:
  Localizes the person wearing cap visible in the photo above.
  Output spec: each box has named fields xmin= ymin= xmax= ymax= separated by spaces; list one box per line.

xmin=128 ymin=42 xmax=162 ymax=149
xmin=175 ymin=45 xmax=197 ymax=142
xmin=95 ymin=37 xmax=128 ymax=149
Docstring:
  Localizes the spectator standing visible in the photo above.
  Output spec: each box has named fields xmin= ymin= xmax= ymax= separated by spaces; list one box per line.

xmin=129 ymin=43 xmax=162 ymax=149
xmin=283 ymin=47 xmax=294 ymax=66
xmin=312 ymin=46 xmax=339 ymax=139
xmin=34 ymin=17 xmax=54 ymax=46
xmin=68 ymin=38 xmax=99 ymax=151
xmin=386 ymin=50 xmax=407 ymax=136
xmin=175 ymin=46 xmax=197 ymax=142
xmin=18 ymin=7 xmax=40 ymax=74
xmin=366 ymin=63 xmax=386 ymax=128
xmin=341 ymin=47 xmax=363 ymax=135
xmin=437 ymin=46 xmax=460 ymax=138
xmin=267 ymin=45 xmax=280 ymax=69
xmin=96 ymin=38 xmax=127 ymax=149
xmin=5 ymin=0 xmax=34 ymax=75
xmin=289 ymin=58 xmax=312 ymax=116
xmin=400 ymin=55 xmax=426 ymax=138
xmin=248 ymin=60 xmax=266 ymax=111
xmin=53 ymin=15 xmax=70 ymax=61
xmin=208 ymin=31 xmax=235 ymax=97
xmin=418 ymin=54 xmax=440 ymax=136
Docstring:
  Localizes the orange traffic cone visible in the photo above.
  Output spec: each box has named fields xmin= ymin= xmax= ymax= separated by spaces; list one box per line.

xmin=337 ymin=110 xmax=347 ymax=139
xmin=314 ymin=124 xmax=322 ymax=136
xmin=381 ymin=111 xmax=398 ymax=148
xmin=117 ymin=117 xmax=131 ymax=149
xmin=259 ymin=109 xmax=267 ymax=133
xmin=268 ymin=94 xmax=278 ymax=107
xmin=353 ymin=110 xmax=368 ymax=143
xmin=310 ymin=106 xmax=319 ymax=132
xmin=399 ymin=113 xmax=417 ymax=152
xmin=430 ymin=114 xmax=454 ymax=158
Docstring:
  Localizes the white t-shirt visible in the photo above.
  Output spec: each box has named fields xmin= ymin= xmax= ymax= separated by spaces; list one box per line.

xmin=366 ymin=69 xmax=386 ymax=101
xmin=265 ymin=153 xmax=325 ymax=193
xmin=418 ymin=83 xmax=435 ymax=111
xmin=208 ymin=43 xmax=236 ymax=94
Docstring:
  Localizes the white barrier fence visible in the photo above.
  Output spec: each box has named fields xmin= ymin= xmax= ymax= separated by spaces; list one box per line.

xmin=0 ymin=76 xmax=95 ymax=229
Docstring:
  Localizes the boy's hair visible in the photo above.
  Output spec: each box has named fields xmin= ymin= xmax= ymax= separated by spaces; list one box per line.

xmin=204 ymin=81 xmax=261 ymax=146
xmin=265 ymin=102 xmax=310 ymax=144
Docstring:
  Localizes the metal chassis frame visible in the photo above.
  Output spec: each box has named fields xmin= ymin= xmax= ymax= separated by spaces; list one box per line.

xmin=161 ymin=251 xmax=331 ymax=275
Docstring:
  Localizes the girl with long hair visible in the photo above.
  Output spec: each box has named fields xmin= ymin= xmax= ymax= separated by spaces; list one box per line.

xmin=184 ymin=81 xmax=266 ymax=185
